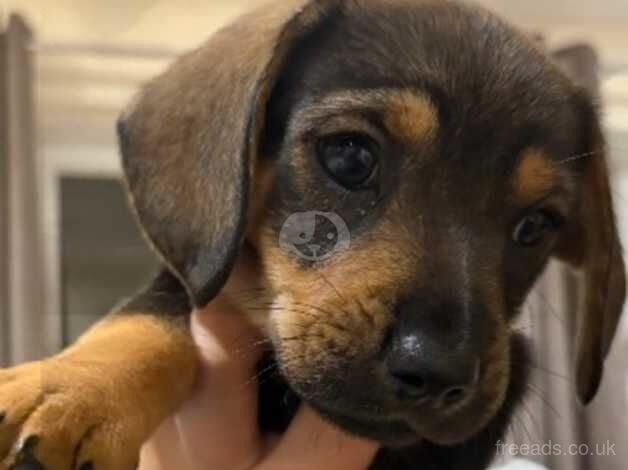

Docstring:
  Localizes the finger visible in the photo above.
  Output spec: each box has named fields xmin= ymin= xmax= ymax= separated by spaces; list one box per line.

xmin=188 ymin=307 xmax=265 ymax=441
xmin=192 ymin=300 xmax=268 ymax=374
xmin=139 ymin=303 xmax=268 ymax=470
xmin=258 ymin=406 xmax=378 ymax=470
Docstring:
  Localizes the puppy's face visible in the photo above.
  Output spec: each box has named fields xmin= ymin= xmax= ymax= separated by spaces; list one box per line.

xmin=120 ymin=0 xmax=625 ymax=455
xmin=250 ymin=2 xmax=583 ymax=447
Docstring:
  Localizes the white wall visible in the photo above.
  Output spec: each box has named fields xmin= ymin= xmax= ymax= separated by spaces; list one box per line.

xmin=14 ymin=0 xmax=626 ymax=168
xmin=3 ymin=0 xmax=628 ymax=65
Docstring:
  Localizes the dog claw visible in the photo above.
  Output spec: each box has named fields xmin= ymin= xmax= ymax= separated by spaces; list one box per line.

xmin=0 ymin=411 xmax=5 ymax=423
xmin=16 ymin=435 xmax=40 ymax=454
xmin=10 ymin=436 xmax=44 ymax=470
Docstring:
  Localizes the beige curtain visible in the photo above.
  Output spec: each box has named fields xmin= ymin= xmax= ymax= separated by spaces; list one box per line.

xmin=0 ymin=15 xmax=46 ymax=367
xmin=515 ymin=263 xmax=628 ymax=470
xmin=503 ymin=44 xmax=628 ymax=470
xmin=0 ymin=20 xmax=9 ymax=366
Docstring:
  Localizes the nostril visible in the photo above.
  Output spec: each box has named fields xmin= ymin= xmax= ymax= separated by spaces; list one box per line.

xmin=441 ymin=386 xmax=467 ymax=405
xmin=394 ymin=373 xmax=426 ymax=390
xmin=392 ymin=372 xmax=428 ymax=398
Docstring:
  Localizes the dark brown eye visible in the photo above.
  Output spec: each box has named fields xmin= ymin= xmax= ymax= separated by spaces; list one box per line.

xmin=513 ymin=210 xmax=559 ymax=246
xmin=317 ymin=133 xmax=379 ymax=189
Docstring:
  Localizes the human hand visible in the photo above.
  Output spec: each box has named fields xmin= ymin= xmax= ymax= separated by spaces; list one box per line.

xmin=139 ymin=298 xmax=378 ymax=470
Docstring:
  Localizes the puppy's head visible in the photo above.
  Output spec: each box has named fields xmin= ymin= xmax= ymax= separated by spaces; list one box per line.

xmin=118 ymin=0 xmax=625 ymax=450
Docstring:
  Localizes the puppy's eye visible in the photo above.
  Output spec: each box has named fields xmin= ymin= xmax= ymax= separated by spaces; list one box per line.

xmin=513 ymin=210 xmax=560 ymax=246
xmin=317 ymin=133 xmax=379 ymax=189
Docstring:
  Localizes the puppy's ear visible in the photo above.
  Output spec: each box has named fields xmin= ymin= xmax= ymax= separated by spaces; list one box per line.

xmin=117 ymin=0 xmax=335 ymax=307
xmin=555 ymin=91 xmax=626 ymax=404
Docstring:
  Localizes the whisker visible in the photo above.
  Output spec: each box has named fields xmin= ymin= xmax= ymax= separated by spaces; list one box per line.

xmin=525 ymin=383 xmax=562 ymax=420
xmin=244 ymin=306 xmax=322 ymax=328
xmin=513 ymin=409 xmax=535 ymax=445
xmin=554 ymin=150 xmax=600 ymax=166
xmin=240 ymin=298 xmax=334 ymax=317
xmin=316 ymin=270 xmax=348 ymax=304
xmin=528 ymin=362 xmax=574 ymax=385
xmin=292 ymin=301 xmax=341 ymax=319
xmin=257 ymin=366 xmax=281 ymax=388
xmin=230 ymin=338 xmax=273 ymax=358
xmin=551 ymin=148 xmax=628 ymax=206
xmin=248 ymin=299 xmax=349 ymax=324
xmin=531 ymin=290 xmax=568 ymax=330
xmin=518 ymin=400 xmax=541 ymax=442
xmin=244 ymin=305 xmax=323 ymax=321
xmin=243 ymin=303 xmax=352 ymax=335
xmin=280 ymin=333 xmax=330 ymax=343
xmin=237 ymin=360 xmax=280 ymax=391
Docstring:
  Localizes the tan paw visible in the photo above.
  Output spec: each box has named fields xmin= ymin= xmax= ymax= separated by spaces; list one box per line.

xmin=0 ymin=359 xmax=145 ymax=470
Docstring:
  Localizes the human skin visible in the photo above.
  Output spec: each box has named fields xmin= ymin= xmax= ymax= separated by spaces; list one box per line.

xmin=139 ymin=298 xmax=378 ymax=470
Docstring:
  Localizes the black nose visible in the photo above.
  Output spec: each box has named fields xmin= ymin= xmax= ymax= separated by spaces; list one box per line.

xmin=385 ymin=299 xmax=480 ymax=406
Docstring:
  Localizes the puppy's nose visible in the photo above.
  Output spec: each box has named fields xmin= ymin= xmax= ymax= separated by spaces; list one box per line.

xmin=385 ymin=300 xmax=480 ymax=406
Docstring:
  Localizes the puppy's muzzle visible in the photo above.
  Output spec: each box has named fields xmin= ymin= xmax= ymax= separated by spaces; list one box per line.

xmin=384 ymin=298 xmax=480 ymax=408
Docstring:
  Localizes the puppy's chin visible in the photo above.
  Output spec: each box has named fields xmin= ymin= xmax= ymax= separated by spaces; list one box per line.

xmin=307 ymin=394 xmax=494 ymax=448
xmin=265 ymin=334 xmax=529 ymax=451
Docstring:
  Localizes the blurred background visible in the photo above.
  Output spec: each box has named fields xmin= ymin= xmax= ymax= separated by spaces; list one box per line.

xmin=1 ymin=1 xmax=627 ymax=469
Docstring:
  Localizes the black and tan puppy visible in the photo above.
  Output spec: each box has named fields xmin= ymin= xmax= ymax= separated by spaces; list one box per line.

xmin=1 ymin=0 xmax=625 ymax=469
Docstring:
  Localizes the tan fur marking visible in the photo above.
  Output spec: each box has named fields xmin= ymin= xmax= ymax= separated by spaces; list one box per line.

xmin=512 ymin=148 xmax=561 ymax=205
xmin=254 ymin=220 xmax=417 ymax=375
xmin=250 ymin=210 xmax=426 ymax=387
xmin=384 ymin=91 xmax=439 ymax=146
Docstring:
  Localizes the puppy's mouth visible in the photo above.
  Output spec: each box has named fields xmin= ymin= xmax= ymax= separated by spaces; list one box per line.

xmin=257 ymin=335 xmax=529 ymax=450
xmin=256 ymin=354 xmax=420 ymax=447
xmin=298 ymin=382 xmax=497 ymax=448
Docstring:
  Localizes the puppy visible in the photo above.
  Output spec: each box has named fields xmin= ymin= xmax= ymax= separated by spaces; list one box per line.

xmin=1 ymin=0 xmax=625 ymax=469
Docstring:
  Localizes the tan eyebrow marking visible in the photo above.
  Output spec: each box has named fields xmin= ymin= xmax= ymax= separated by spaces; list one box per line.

xmin=288 ymin=88 xmax=439 ymax=151
xmin=512 ymin=148 xmax=563 ymax=205
xmin=384 ymin=90 xmax=439 ymax=146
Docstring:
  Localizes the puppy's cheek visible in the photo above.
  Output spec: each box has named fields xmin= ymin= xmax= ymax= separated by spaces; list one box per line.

xmin=256 ymin=228 xmax=408 ymax=383
xmin=269 ymin=295 xmax=391 ymax=384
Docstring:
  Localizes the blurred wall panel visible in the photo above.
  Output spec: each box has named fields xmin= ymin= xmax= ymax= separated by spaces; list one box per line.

xmin=1 ymin=16 xmax=47 ymax=365
xmin=0 ymin=22 xmax=9 ymax=366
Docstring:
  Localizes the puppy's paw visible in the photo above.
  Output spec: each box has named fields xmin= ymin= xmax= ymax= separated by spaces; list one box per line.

xmin=0 ymin=359 xmax=144 ymax=470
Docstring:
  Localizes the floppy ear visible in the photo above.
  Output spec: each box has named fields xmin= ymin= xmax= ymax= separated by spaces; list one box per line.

xmin=555 ymin=91 xmax=626 ymax=404
xmin=117 ymin=0 xmax=336 ymax=307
